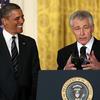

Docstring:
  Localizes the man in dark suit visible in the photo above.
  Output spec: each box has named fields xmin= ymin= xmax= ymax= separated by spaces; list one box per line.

xmin=0 ymin=3 xmax=40 ymax=100
xmin=57 ymin=10 xmax=100 ymax=70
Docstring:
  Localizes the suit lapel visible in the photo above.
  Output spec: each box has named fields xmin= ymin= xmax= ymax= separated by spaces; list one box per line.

xmin=0 ymin=30 xmax=17 ymax=100
xmin=0 ymin=31 xmax=14 ymax=73
xmin=17 ymin=34 xmax=27 ymax=77
xmin=0 ymin=32 xmax=11 ymax=62
xmin=73 ymin=42 xmax=79 ymax=58
xmin=91 ymin=38 xmax=98 ymax=51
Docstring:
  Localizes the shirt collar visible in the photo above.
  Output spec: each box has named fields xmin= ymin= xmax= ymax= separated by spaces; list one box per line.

xmin=77 ymin=36 xmax=94 ymax=55
xmin=3 ymin=29 xmax=18 ymax=42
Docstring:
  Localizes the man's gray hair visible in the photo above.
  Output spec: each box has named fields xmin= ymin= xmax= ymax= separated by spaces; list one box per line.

xmin=69 ymin=10 xmax=94 ymax=27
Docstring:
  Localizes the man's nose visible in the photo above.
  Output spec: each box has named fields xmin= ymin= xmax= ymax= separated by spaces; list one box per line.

xmin=19 ymin=17 xmax=25 ymax=24
xmin=80 ymin=28 xmax=85 ymax=35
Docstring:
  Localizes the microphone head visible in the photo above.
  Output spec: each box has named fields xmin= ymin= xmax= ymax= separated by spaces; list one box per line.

xmin=71 ymin=51 xmax=82 ymax=70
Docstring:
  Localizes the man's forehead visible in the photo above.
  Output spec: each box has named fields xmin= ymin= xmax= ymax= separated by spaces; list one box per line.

xmin=8 ymin=9 xmax=23 ymax=16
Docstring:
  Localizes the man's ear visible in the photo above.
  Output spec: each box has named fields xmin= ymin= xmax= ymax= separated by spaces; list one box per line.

xmin=1 ymin=18 xmax=7 ymax=25
xmin=91 ymin=25 xmax=94 ymax=33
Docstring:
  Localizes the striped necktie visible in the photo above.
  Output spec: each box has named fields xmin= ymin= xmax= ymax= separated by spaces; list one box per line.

xmin=11 ymin=36 xmax=18 ymax=73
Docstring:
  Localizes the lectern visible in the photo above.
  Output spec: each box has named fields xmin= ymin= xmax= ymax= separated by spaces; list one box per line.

xmin=36 ymin=70 xmax=100 ymax=100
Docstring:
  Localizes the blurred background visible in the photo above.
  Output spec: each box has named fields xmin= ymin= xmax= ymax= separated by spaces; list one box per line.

xmin=1 ymin=0 xmax=100 ymax=70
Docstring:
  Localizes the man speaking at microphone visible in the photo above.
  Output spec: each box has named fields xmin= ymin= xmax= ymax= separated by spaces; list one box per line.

xmin=57 ymin=10 xmax=100 ymax=70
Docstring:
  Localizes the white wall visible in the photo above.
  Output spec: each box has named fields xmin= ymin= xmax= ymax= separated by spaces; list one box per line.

xmin=10 ymin=0 xmax=37 ymax=41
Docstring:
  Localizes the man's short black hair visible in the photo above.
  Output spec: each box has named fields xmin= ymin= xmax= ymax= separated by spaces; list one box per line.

xmin=0 ymin=3 xmax=21 ymax=19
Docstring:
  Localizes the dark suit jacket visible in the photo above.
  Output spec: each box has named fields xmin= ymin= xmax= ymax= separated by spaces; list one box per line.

xmin=0 ymin=30 xmax=40 ymax=100
xmin=57 ymin=38 xmax=100 ymax=70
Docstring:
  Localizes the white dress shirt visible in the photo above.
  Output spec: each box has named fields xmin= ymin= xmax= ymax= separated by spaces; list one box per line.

xmin=77 ymin=37 xmax=94 ymax=58
xmin=3 ymin=29 xmax=19 ymax=56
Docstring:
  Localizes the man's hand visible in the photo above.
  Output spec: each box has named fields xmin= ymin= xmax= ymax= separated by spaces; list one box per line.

xmin=64 ymin=55 xmax=77 ymax=70
xmin=82 ymin=51 xmax=100 ymax=70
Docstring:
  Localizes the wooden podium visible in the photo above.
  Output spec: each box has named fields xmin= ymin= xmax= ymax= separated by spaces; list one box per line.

xmin=36 ymin=70 xmax=100 ymax=100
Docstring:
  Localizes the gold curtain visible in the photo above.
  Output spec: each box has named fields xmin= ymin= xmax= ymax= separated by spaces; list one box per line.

xmin=38 ymin=0 xmax=100 ymax=70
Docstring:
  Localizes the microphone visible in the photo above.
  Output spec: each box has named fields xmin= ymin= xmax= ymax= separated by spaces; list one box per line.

xmin=80 ymin=55 xmax=89 ymax=65
xmin=71 ymin=50 xmax=82 ymax=70
xmin=71 ymin=46 xmax=89 ymax=70
xmin=80 ymin=46 xmax=89 ymax=65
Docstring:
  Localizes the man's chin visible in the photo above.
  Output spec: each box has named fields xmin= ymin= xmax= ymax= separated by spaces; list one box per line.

xmin=80 ymin=42 xmax=87 ymax=45
xmin=17 ymin=29 xmax=23 ymax=33
xmin=79 ymin=40 xmax=88 ymax=45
